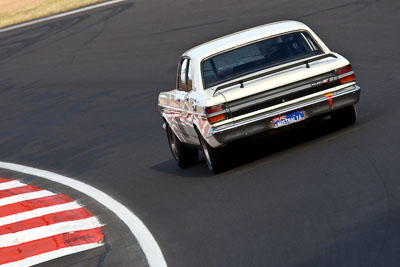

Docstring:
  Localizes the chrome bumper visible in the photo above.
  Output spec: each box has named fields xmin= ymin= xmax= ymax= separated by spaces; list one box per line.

xmin=210 ymin=85 xmax=360 ymax=145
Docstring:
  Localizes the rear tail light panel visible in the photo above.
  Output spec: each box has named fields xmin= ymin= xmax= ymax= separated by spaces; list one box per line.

xmin=337 ymin=65 xmax=356 ymax=84
xmin=206 ymin=104 xmax=229 ymax=124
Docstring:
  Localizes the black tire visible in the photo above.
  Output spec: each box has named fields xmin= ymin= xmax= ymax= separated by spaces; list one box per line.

xmin=331 ymin=105 xmax=357 ymax=126
xmin=198 ymin=133 xmax=224 ymax=174
xmin=166 ymin=123 xmax=198 ymax=168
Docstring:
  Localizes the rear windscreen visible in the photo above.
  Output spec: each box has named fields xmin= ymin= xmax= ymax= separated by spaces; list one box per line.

xmin=202 ymin=31 xmax=322 ymax=88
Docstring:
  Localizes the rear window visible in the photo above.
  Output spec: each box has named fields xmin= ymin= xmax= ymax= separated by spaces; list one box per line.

xmin=202 ymin=31 xmax=322 ymax=88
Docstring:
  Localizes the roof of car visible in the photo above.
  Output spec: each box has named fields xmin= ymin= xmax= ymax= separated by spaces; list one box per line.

xmin=183 ymin=21 xmax=317 ymax=62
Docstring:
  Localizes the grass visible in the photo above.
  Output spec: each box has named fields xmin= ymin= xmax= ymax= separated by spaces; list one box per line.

xmin=0 ymin=0 xmax=105 ymax=29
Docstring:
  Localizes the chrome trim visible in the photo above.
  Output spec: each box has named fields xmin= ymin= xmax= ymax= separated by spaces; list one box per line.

xmin=158 ymin=104 xmax=206 ymax=117
xmin=338 ymin=71 xmax=355 ymax=79
xmin=207 ymin=109 xmax=229 ymax=117
xmin=212 ymin=85 xmax=360 ymax=133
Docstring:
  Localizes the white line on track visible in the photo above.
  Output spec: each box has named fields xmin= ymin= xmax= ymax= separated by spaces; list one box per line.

xmin=0 ymin=0 xmax=128 ymax=34
xmin=0 ymin=243 xmax=104 ymax=267
xmin=0 ymin=181 xmax=26 ymax=190
xmin=0 ymin=190 xmax=55 ymax=207
xmin=0 ymin=217 xmax=102 ymax=247
xmin=0 ymin=162 xmax=167 ymax=267
xmin=0 ymin=202 xmax=82 ymax=227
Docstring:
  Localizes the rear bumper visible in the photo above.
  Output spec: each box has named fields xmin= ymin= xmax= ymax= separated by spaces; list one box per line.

xmin=210 ymin=85 xmax=360 ymax=146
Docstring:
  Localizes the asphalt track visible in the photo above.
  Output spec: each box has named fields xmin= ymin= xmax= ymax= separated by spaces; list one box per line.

xmin=0 ymin=0 xmax=399 ymax=266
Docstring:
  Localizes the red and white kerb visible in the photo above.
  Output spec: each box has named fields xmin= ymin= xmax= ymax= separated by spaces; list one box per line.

xmin=0 ymin=177 xmax=104 ymax=266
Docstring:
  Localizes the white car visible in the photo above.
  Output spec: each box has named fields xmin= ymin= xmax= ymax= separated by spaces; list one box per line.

xmin=158 ymin=21 xmax=360 ymax=173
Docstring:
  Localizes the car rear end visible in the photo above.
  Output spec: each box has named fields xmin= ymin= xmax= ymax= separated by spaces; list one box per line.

xmin=201 ymin=29 xmax=360 ymax=147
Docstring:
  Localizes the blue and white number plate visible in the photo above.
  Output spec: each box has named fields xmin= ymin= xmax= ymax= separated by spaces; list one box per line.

xmin=272 ymin=110 xmax=305 ymax=129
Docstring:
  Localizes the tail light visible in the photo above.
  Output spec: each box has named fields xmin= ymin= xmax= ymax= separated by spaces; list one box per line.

xmin=206 ymin=104 xmax=227 ymax=124
xmin=337 ymin=65 xmax=355 ymax=84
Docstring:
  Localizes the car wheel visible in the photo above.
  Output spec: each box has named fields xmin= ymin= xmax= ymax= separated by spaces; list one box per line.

xmin=331 ymin=105 xmax=357 ymax=126
xmin=166 ymin=123 xmax=198 ymax=168
xmin=198 ymin=133 xmax=224 ymax=174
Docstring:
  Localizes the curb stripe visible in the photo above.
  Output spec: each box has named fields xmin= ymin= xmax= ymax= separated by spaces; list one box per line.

xmin=0 ymin=178 xmax=105 ymax=266
xmin=0 ymin=242 xmax=103 ymax=267
xmin=0 ymin=190 xmax=55 ymax=207
xmin=0 ymin=227 xmax=104 ymax=265
xmin=0 ymin=217 xmax=102 ymax=247
xmin=0 ymin=178 xmax=11 ymax=183
xmin=0 ymin=162 xmax=167 ymax=267
xmin=0 ymin=181 xmax=26 ymax=191
xmin=0 ymin=202 xmax=82 ymax=227
xmin=0 ymin=208 xmax=93 ymax=235
xmin=0 ymin=185 xmax=43 ymax=199
xmin=0 ymin=194 xmax=73 ymax=218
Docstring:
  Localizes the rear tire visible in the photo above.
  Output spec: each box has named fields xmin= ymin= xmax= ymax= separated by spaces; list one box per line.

xmin=166 ymin=123 xmax=198 ymax=168
xmin=198 ymin=133 xmax=224 ymax=174
xmin=331 ymin=105 xmax=357 ymax=126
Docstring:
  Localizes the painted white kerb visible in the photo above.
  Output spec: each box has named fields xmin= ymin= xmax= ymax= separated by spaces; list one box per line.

xmin=0 ymin=161 xmax=167 ymax=267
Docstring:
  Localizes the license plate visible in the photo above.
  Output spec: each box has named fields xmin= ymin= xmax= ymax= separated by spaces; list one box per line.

xmin=272 ymin=110 xmax=305 ymax=128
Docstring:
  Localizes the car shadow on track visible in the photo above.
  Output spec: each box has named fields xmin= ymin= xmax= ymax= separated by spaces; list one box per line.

xmin=152 ymin=114 xmax=357 ymax=177
xmin=218 ymin=115 xmax=356 ymax=172
xmin=151 ymin=158 xmax=213 ymax=178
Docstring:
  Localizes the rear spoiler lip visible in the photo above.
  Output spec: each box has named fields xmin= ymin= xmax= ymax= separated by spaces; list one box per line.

xmin=214 ymin=53 xmax=337 ymax=92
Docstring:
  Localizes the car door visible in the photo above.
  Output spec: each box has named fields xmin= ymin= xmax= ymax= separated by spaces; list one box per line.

xmin=181 ymin=58 xmax=201 ymax=144
xmin=172 ymin=58 xmax=192 ymax=143
xmin=177 ymin=57 xmax=198 ymax=144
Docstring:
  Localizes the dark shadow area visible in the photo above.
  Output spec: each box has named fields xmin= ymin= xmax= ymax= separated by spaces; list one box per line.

xmin=151 ymin=155 xmax=213 ymax=178
xmin=153 ymin=114 xmax=357 ymax=176
xmin=218 ymin=115 xmax=354 ymax=173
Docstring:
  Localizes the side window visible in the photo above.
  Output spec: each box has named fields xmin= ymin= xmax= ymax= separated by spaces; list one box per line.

xmin=179 ymin=58 xmax=188 ymax=91
xmin=187 ymin=60 xmax=193 ymax=92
